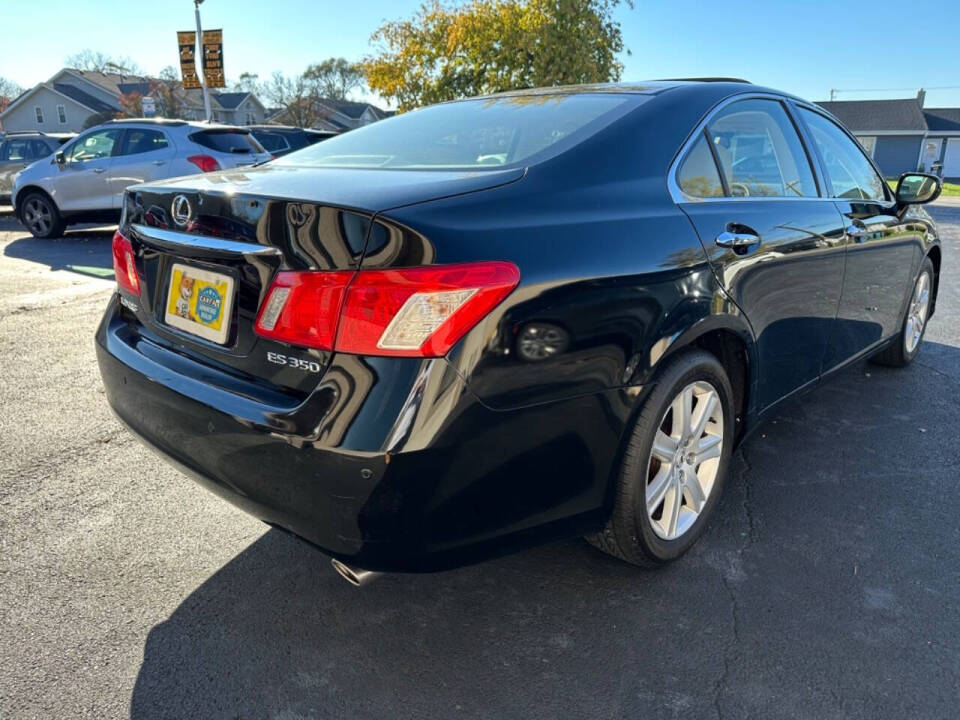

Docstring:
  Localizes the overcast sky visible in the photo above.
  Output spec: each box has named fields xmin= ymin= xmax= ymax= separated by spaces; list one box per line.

xmin=3 ymin=0 xmax=960 ymax=108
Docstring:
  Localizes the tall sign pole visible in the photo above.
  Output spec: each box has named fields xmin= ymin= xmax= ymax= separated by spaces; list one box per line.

xmin=194 ymin=0 xmax=212 ymax=122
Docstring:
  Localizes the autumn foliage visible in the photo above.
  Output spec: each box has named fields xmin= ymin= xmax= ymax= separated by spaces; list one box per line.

xmin=362 ymin=0 xmax=629 ymax=112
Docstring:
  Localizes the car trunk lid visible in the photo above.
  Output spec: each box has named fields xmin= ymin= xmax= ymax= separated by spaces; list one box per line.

xmin=117 ymin=165 xmax=523 ymax=395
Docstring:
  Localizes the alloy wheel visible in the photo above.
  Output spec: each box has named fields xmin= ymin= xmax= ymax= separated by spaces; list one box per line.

xmin=646 ymin=380 xmax=724 ymax=540
xmin=904 ymin=271 xmax=931 ymax=355
xmin=23 ymin=198 xmax=53 ymax=236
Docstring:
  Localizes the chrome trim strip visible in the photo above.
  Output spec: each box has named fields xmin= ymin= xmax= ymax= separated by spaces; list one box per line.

xmin=666 ymin=92 xmax=890 ymax=205
xmin=130 ymin=223 xmax=281 ymax=256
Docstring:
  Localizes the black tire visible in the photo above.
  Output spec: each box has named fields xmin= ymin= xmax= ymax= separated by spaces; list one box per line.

xmin=870 ymin=257 xmax=935 ymax=368
xmin=19 ymin=191 xmax=65 ymax=239
xmin=587 ymin=349 xmax=735 ymax=567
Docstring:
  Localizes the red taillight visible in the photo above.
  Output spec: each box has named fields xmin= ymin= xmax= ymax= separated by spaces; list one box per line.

xmin=253 ymin=270 xmax=353 ymax=350
xmin=111 ymin=229 xmax=141 ymax=295
xmin=187 ymin=154 xmax=221 ymax=173
xmin=254 ymin=261 xmax=520 ymax=357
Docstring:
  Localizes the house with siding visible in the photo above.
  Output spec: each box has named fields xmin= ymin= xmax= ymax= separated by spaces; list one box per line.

xmin=267 ymin=97 xmax=387 ymax=131
xmin=817 ymin=92 xmax=960 ymax=180
xmin=0 ymin=68 xmax=267 ymax=132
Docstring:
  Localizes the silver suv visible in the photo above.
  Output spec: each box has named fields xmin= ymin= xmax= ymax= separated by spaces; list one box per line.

xmin=12 ymin=119 xmax=271 ymax=238
xmin=0 ymin=131 xmax=75 ymax=199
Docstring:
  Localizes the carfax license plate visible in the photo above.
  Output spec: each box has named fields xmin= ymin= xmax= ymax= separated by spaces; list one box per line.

xmin=164 ymin=263 xmax=235 ymax=345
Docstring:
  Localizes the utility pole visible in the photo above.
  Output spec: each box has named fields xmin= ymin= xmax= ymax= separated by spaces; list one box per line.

xmin=194 ymin=0 xmax=212 ymax=122
xmin=829 ymin=88 xmax=836 ymax=101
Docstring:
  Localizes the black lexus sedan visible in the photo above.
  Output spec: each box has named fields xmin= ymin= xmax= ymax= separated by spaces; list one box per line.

xmin=96 ymin=80 xmax=942 ymax=583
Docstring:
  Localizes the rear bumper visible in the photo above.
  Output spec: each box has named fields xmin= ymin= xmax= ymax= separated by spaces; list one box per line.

xmin=96 ymin=295 xmax=632 ymax=572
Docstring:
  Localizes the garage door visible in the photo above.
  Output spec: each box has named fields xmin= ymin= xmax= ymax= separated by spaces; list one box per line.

xmin=943 ymin=138 xmax=960 ymax=178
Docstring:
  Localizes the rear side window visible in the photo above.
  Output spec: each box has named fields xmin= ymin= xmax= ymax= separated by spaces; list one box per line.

xmin=798 ymin=108 xmax=886 ymax=201
xmin=121 ymin=129 xmax=169 ymax=156
xmin=706 ymin=99 xmax=817 ymax=198
xmin=189 ymin=130 xmax=264 ymax=154
xmin=677 ymin=133 xmax=724 ymax=197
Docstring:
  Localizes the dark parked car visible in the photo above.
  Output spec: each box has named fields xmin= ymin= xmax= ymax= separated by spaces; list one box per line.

xmin=0 ymin=131 xmax=74 ymax=199
xmin=96 ymin=80 xmax=941 ymax=584
xmin=247 ymin=125 xmax=337 ymax=157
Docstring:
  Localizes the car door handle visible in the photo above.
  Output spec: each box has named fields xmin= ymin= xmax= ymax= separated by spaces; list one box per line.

xmin=93 ymin=167 xmax=106 ymax=174
xmin=715 ymin=225 xmax=761 ymax=249
xmin=152 ymin=160 xmax=165 ymax=166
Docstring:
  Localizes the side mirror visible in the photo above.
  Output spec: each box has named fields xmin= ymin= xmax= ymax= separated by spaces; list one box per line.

xmin=896 ymin=172 xmax=941 ymax=205
xmin=54 ymin=151 xmax=65 ymax=165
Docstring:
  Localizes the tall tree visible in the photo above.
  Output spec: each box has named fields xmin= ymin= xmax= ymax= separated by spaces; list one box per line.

xmin=302 ymin=58 xmax=364 ymax=100
xmin=153 ymin=66 xmax=187 ymax=119
xmin=0 ymin=76 xmax=23 ymax=112
xmin=362 ymin=0 xmax=630 ymax=111
xmin=263 ymin=71 xmax=329 ymax=127
xmin=232 ymin=72 xmax=262 ymax=95
xmin=65 ymin=49 xmax=143 ymax=75
xmin=262 ymin=58 xmax=365 ymax=128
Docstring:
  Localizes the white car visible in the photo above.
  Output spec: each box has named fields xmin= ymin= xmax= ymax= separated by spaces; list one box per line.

xmin=11 ymin=119 xmax=271 ymax=238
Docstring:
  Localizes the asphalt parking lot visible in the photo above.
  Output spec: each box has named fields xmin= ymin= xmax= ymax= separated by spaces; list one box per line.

xmin=1 ymin=203 xmax=958 ymax=720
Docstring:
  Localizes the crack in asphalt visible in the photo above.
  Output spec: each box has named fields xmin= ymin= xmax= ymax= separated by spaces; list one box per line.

xmin=713 ymin=446 xmax=756 ymax=720
xmin=713 ymin=445 xmax=759 ymax=720
xmin=915 ymin=360 xmax=960 ymax=387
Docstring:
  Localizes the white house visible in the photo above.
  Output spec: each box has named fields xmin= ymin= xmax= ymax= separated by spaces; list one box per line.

xmin=0 ymin=68 xmax=268 ymax=132
xmin=0 ymin=68 xmax=137 ymax=132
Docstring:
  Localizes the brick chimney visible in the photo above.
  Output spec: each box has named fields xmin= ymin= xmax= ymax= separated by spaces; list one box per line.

xmin=917 ymin=88 xmax=926 ymax=108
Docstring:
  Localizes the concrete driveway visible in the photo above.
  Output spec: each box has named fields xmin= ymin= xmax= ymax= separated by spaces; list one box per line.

xmin=1 ymin=205 xmax=958 ymax=719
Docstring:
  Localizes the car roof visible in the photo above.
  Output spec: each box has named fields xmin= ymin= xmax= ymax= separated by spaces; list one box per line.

xmin=100 ymin=118 xmax=250 ymax=132
xmin=465 ymin=78 xmax=807 ymax=110
xmin=2 ymin=130 xmax=76 ymax=138
xmin=472 ymin=78 xmax=749 ymax=98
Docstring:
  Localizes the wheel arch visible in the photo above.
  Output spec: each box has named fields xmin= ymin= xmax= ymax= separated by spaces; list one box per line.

xmin=14 ymin=185 xmax=58 ymax=221
xmin=645 ymin=313 xmax=757 ymax=445
xmin=926 ymin=245 xmax=942 ymax=316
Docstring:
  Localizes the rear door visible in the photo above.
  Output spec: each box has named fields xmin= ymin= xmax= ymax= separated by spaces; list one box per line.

xmin=794 ymin=106 xmax=921 ymax=365
xmin=107 ymin=127 xmax=176 ymax=207
xmin=675 ymin=97 xmax=848 ymax=411
xmin=53 ymin=128 xmax=121 ymax=212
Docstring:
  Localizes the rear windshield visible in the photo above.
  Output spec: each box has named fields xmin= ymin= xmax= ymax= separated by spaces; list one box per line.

xmin=189 ymin=130 xmax=265 ymax=154
xmin=275 ymin=94 xmax=635 ymax=170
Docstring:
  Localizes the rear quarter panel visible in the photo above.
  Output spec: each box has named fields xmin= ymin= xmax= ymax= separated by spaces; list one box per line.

xmin=369 ymin=87 xmax=758 ymax=413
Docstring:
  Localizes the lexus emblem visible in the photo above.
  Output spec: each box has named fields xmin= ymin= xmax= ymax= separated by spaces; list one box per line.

xmin=171 ymin=195 xmax=192 ymax=227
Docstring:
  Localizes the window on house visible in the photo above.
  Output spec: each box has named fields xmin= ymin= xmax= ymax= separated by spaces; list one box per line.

xmin=57 ymin=105 xmax=67 ymax=124
xmin=856 ymin=136 xmax=877 ymax=158
xmin=35 ymin=106 xmax=44 ymax=124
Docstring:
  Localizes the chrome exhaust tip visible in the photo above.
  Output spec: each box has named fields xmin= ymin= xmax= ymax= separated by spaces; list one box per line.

xmin=331 ymin=558 xmax=380 ymax=587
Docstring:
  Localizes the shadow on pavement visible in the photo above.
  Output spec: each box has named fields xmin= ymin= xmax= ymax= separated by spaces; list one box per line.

xmin=129 ymin=342 xmax=960 ymax=720
xmin=3 ymin=228 xmax=115 ymax=280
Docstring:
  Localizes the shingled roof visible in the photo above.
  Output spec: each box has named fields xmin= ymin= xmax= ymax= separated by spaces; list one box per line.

xmin=816 ymin=99 xmax=928 ymax=133
xmin=923 ymin=108 xmax=960 ymax=133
